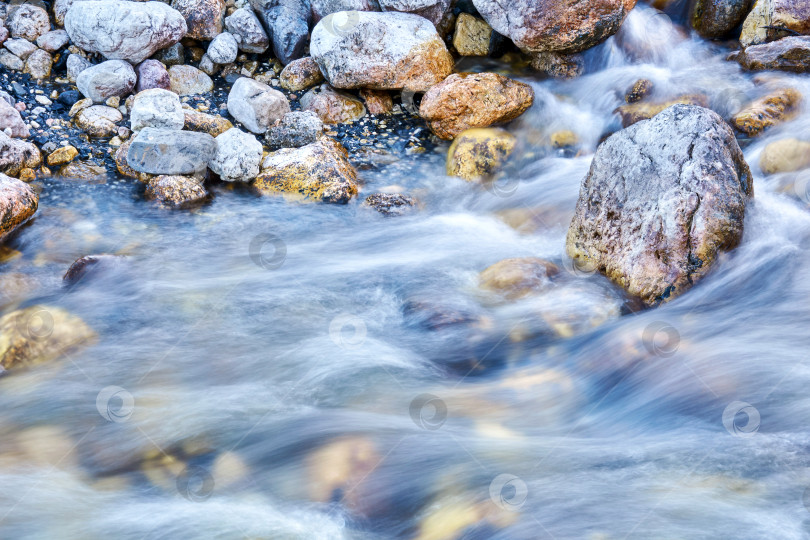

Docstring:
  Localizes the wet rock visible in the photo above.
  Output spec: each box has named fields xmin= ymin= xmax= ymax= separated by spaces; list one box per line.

xmin=127 ymin=127 xmax=215 ymax=174
xmin=731 ymin=88 xmax=801 ymax=136
xmin=224 ymin=7 xmax=270 ymax=53
xmin=57 ymin=90 xmax=81 ymax=107
xmin=472 ymin=0 xmax=636 ymax=54
xmin=614 ymin=94 xmax=709 ymax=127
xmin=183 ymin=110 xmax=233 ymax=137
xmin=740 ymin=0 xmax=810 ymax=47
xmin=419 ymin=72 xmax=534 ymax=140
xmin=360 ymin=88 xmax=393 ymax=114
xmin=227 ymin=76 xmax=290 ymax=134
xmin=731 ymin=36 xmax=810 ymax=72
xmin=363 ymin=192 xmax=416 ymax=215
xmin=65 ymin=0 xmax=187 ymax=64
xmin=130 ymin=88 xmax=185 ymax=132
xmin=59 ymin=161 xmax=108 ymax=182
xmin=759 ymin=138 xmax=810 ymax=174
xmin=207 ymin=32 xmax=238 ymax=64
xmin=4 ymin=38 xmax=37 ymax=60
xmin=249 ymin=0 xmax=311 ymax=64
xmin=266 ymin=110 xmax=324 ymax=149
xmin=279 ymin=56 xmax=324 ymax=91
xmin=209 ymin=127 xmax=263 ymax=182
xmin=0 ymin=98 xmax=29 ymax=138
xmin=625 ymin=79 xmax=653 ymax=103
xmin=310 ymin=11 xmax=454 ymax=92
xmin=378 ymin=0 xmax=450 ymax=27
xmin=566 ymin=105 xmax=753 ymax=306
xmin=66 ymin=53 xmax=91 ymax=82
xmin=0 ymin=50 xmax=24 ymax=71
xmin=68 ymin=97 xmax=93 ymax=118
xmin=136 ymin=59 xmax=171 ymax=92
xmin=75 ymin=105 xmax=122 ymax=137
xmin=24 ymin=48 xmax=52 ymax=80
xmin=0 ymin=305 xmax=96 ymax=372
xmin=311 ymin=0 xmax=380 ymax=22
xmin=300 ymin=84 xmax=366 ymax=124
xmin=47 ymin=145 xmax=79 ymax=166
xmin=145 ymin=174 xmax=208 ymax=207
xmin=155 ymin=42 xmax=185 ymax=67
xmin=0 ymin=173 xmax=37 ymax=243
xmin=0 ymin=132 xmax=42 ymax=176
xmin=76 ymin=60 xmax=137 ymax=103
xmin=6 ymin=4 xmax=50 ymax=42
xmin=36 ymin=29 xmax=69 ymax=52
xmin=690 ymin=0 xmax=753 ymax=38
xmin=171 ymin=0 xmax=225 ymax=40
xmin=479 ymin=257 xmax=559 ymax=300
xmin=63 ymin=254 xmax=125 ymax=286
xmin=306 ymin=436 xmax=380 ymax=513
xmin=114 ymin=139 xmax=154 ymax=182
xmin=453 ymin=13 xmax=492 ymax=56
xmin=168 ymin=65 xmax=214 ymax=96
xmin=254 ymin=138 xmax=358 ymax=203
xmin=446 ymin=127 xmax=515 ymax=180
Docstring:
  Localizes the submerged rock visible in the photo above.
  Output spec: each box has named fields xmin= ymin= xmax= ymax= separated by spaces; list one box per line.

xmin=731 ymin=88 xmax=801 ymax=136
xmin=731 ymin=36 xmax=810 ymax=72
xmin=615 ymin=94 xmax=709 ymax=127
xmin=566 ymin=105 xmax=753 ymax=306
xmin=300 ymin=84 xmax=366 ymax=124
xmin=419 ymin=72 xmax=534 ymax=139
xmin=227 ymin=77 xmax=291 ymax=134
xmin=446 ymin=128 xmax=515 ymax=181
xmin=208 ymin=127 xmax=263 ymax=182
xmin=363 ymin=193 xmax=416 ymax=215
xmin=254 ymin=138 xmax=358 ymax=203
xmin=0 ymin=173 xmax=38 ymax=243
xmin=759 ymin=138 xmax=810 ymax=174
xmin=0 ymin=305 xmax=96 ymax=372
xmin=127 ymin=127 xmax=216 ymax=174
xmin=690 ymin=0 xmax=753 ymax=38
xmin=76 ymin=60 xmax=137 ymax=103
xmin=625 ymin=79 xmax=653 ymax=103
xmin=479 ymin=257 xmax=559 ymax=300
xmin=65 ymin=0 xmax=187 ymax=64
xmin=310 ymin=11 xmax=453 ymax=92
xmin=63 ymin=254 xmax=126 ymax=286
xmin=145 ymin=175 xmax=208 ymax=207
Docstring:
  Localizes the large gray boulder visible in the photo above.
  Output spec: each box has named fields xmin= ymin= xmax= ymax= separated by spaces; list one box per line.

xmin=471 ymin=0 xmax=636 ymax=54
xmin=65 ymin=1 xmax=187 ymax=64
xmin=310 ymin=11 xmax=454 ymax=91
xmin=75 ymin=60 xmax=137 ymax=103
xmin=130 ymin=89 xmax=184 ymax=132
xmin=126 ymin=128 xmax=215 ymax=174
xmin=208 ymin=128 xmax=263 ymax=182
xmin=224 ymin=8 xmax=269 ymax=53
xmin=566 ymin=105 xmax=753 ymax=306
xmin=249 ymin=0 xmax=311 ymax=64
xmin=227 ymin=77 xmax=290 ymax=134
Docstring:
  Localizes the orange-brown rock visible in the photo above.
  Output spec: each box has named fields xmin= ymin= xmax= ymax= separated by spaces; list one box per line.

xmin=300 ymin=84 xmax=366 ymax=124
xmin=479 ymin=257 xmax=559 ymax=300
xmin=279 ymin=57 xmax=324 ymax=92
xmin=419 ymin=72 xmax=534 ymax=140
xmin=145 ymin=175 xmax=208 ymax=207
xmin=183 ymin=110 xmax=234 ymax=137
xmin=360 ymin=89 xmax=393 ymax=115
xmin=614 ymin=94 xmax=709 ymax=127
xmin=0 ymin=173 xmax=38 ymax=243
xmin=731 ymin=88 xmax=802 ymax=136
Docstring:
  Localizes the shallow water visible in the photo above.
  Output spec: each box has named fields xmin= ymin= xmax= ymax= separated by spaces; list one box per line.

xmin=3 ymin=4 xmax=810 ymax=539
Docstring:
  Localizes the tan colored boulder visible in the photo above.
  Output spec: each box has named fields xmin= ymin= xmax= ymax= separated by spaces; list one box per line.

xmin=479 ymin=257 xmax=559 ymax=300
xmin=731 ymin=88 xmax=802 ymax=136
xmin=615 ymin=94 xmax=709 ymax=127
xmin=446 ymin=128 xmax=516 ymax=181
xmin=0 ymin=173 xmax=38 ymax=243
xmin=279 ymin=57 xmax=325 ymax=92
xmin=145 ymin=175 xmax=208 ymax=207
xmin=420 ymin=72 xmax=534 ymax=140
xmin=759 ymin=138 xmax=810 ymax=174
xmin=453 ymin=13 xmax=492 ymax=56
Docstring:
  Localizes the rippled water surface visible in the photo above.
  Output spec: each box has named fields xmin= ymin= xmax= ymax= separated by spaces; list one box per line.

xmin=4 ymin=5 xmax=810 ymax=539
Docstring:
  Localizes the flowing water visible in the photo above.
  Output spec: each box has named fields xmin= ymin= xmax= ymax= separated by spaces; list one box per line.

xmin=3 ymin=4 xmax=810 ymax=539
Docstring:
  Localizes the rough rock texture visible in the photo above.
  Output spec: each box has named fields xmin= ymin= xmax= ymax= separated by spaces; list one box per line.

xmin=266 ymin=111 xmax=324 ymax=150
xmin=184 ymin=110 xmax=234 ymax=137
xmin=67 ymin=53 xmax=91 ymax=82
xmin=446 ymin=127 xmax=515 ymax=180
xmin=127 ymin=127 xmax=216 ymax=174
xmin=207 ymin=31 xmax=238 ymax=64
xmin=209 ymin=127 xmax=263 ymax=182
xmin=114 ymin=139 xmax=154 ymax=182
xmin=625 ymin=79 xmax=653 ymax=103
xmin=24 ymin=49 xmax=52 ymax=80
xmin=254 ymin=138 xmax=358 ymax=203
xmin=36 ymin=29 xmax=70 ymax=52
xmin=360 ymin=88 xmax=393 ymax=114
xmin=47 ymin=145 xmax=79 ymax=166
xmin=566 ymin=105 xmax=753 ymax=306
xmin=690 ymin=0 xmax=753 ymax=38
xmin=615 ymin=94 xmax=709 ymax=127
xmin=145 ymin=175 xmax=208 ymax=207
xmin=300 ymin=84 xmax=366 ymax=124
xmin=472 ymin=0 xmax=637 ymax=54
xmin=136 ymin=59 xmax=171 ymax=92
xmin=731 ymin=88 xmax=801 ymax=136
xmin=377 ymin=0 xmax=450 ymax=27
xmin=759 ymin=138 xmax=810 ymax=174
xmin=731 ymin=36 xmax=810 ymax=72
xmin=0 ymin=50 xmax=24 ymax=71
xmin=0 ymin=132 xmax=42 ymax=176
xmin=171 ymin=0 xmax=225 ymax=40
xmin=310 ymin=11 xmax=454 ymax=92
xmin=0 ymin=98 xmax=29 ymax=138
xmin=54 ymin=0 xmax=85 ymax=27
xmin=65 ymin=0 xmax=187 ymax=64
xmin=419 ymin=73 xmax=534 ymax=140
xmin=0 ymin=173 xmax=38 ymax=243
xmin=224 ymin=7 xmax=270 ymax=53
xmin=479 ymin=257 xmax=559 ymax=300
xmin=6 ymin=4 xmax=51 ymax=42
xmin=155 ymin=42 xmax=184 ymax=66
xmin=250 ymin=0 xmax=311 ymax=64
xmin=76 ymin=60 xmax=137 ymax=103
xmin=741 ymin=0 xmax=810 ymax=47
xmin=75 ymin=105 xmax=122 ymax=137
xmin=453 ymin=13 xmax=492 ymax=56
xmin=311 ymin=0 xmax=381 ymax=22
xmin=363 ymin=192 xmax=415 ymax=215
xmin=169 ymin=65 xmax=214 ymax=95
xmin=280 ymin=56 xmax=324 ymax=91
xmin=130 ymin=88 xmax=185 ymax=132
xmin=0 ymin=305 xmax=96 ymax=371
xmin=5 ymin=38 xmax=37 ymax=60
xmin=227 ymin=77 xmax=291 ymax=134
